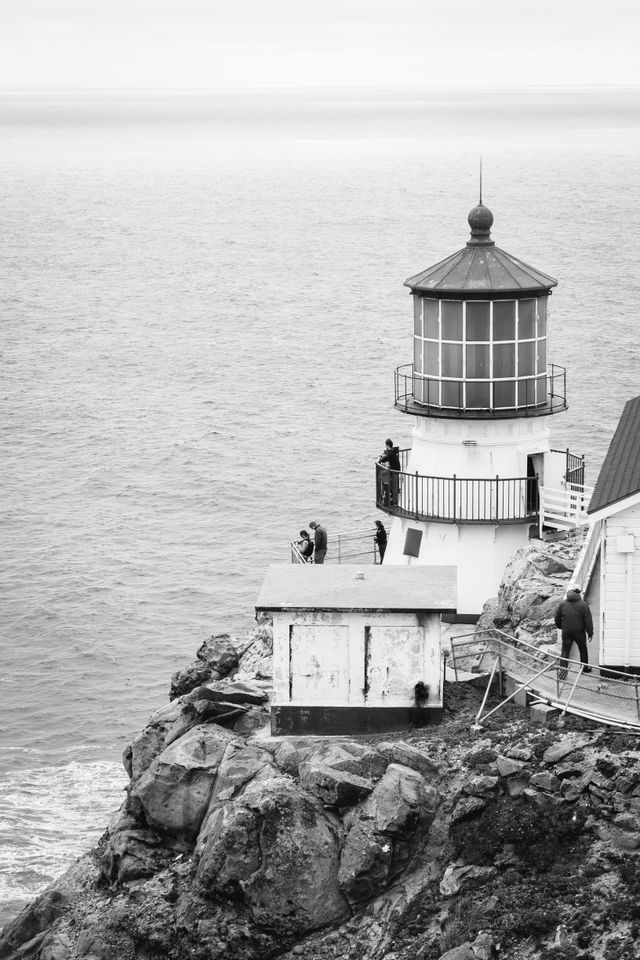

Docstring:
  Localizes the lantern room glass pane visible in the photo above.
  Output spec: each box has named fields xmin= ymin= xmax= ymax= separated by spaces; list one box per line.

xmin=424 ymin=342 xmax=439 ymax=376
xmin=537 ymin=296 xmax=547 ymax=336
xmin=536 ymin=374 xmax=547 ymax=404
xmin=494 ymin=380 xmax=516 ymax=408
xmin=466 ymin=301 xmax=490 ymax=341
xmin=441 ymin=300 xmax=463 ymax=340
xmin=493 ymin=343 xmax=515 ymax=378
xmin=413 ymin=338 xmax=422 ymax=374
xmin=466 ymin=343 xmax=490 ymax=378
xmin=442 ymin=342 xmax=463 ymax=378
xmin=518 ymin=379 xmax=535 ymax=406
xmin=518 ymin=341 xmax=535 ymax=376
xmin=536 ymin=338 xmax=547 ymax=373
xmin=519 ymin=299 xmax=536 ymax=339
xmin=442 ymin=380 xmax=461 ymax=407
xmin=466 ymin=382 xmax=491 ymax=408
xmin=424 ymin=300 xmax=439 ymax=339
xmin=413 ymin=298 xmax=422 ymax=337
xmin=493 ymin=300 xmax=516 ymax=341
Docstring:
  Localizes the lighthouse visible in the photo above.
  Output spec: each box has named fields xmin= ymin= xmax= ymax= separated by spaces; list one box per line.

xmin=378 ymin=199 xmax=583 ymax=615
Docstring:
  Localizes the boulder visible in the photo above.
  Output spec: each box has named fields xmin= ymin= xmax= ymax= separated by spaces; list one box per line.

xmin=99 ymin=810 xmax=187 ymax=884
xmin=299 ymin=761 xmax=374 ymax=808
xmin=338 ymin=764 xmax=436 ymax=905
xmin=170 ymin=635 xmax=239 ymax=700
xmin=307 ymin=742 xmax=387 ymax=781
xmin=451 ymin=796 xmax=490 ymax=823
xmin=496 ymin=756 xmax=526 ymax=778
xmin=133 ymin=724 xmax=238 ymax=841
xmin=543 ymin=736 xmax=590 ymax=765
xmin=126 ymin=699 xmax=184 ymax=781
xmin=462 ymin=775 xmax=499 ymax=797
xmin=376 ymin=741 xmax=441 ymax=779
xmin=197 ymin=778 xmax=350 ymax=935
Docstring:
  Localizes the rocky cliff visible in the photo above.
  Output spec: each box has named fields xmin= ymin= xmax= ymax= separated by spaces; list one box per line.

xmin=2 ymin=531 xmax=640 ymax=960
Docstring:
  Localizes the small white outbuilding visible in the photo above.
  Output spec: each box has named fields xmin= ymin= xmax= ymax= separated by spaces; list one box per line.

xmin=583 ymin=396 xmax=640 ymax=668
xmin=255 ymin=564 xmax=457 ymax=735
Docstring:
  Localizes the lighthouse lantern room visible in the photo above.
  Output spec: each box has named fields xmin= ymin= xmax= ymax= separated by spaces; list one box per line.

xmin=379 ymin=200 xmax=586 ymax=614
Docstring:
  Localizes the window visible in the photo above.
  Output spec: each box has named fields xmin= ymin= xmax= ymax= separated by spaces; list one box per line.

xmin=424 ymin=341 xmax=439 ymax=376
xmin=413 ymin=338 xmax=422 ymax=374
xmin=466 ymin=301 xmax=490 ymax=341
xmin=424 ymin=300 xmax=439 ymax=339
xmin=519 ymin=299 xmax=536 ymax=339
xmin=494 ymin=380 xmax=516 ymax=408
xmin=493 ymin=342 xmax=515 ymax=379
xmin=466 ymin=343 xmax=490 ymax=378
xmin=442 ymin=342 xmax=463 ymax=378
xmin=493 ymin=300 xmax=515 ymax=341
xmin=518 ymin=341 xmax=535 ymax=376
xmin=537 ymin=297 xmax=547 ymax=336
xmin=466 ymin=382 xmax=491 ymax=408
xmin=441 ymin=300 xmax=463 ymax=340
xmin=413 ymin=298 xmax=422 ymax=337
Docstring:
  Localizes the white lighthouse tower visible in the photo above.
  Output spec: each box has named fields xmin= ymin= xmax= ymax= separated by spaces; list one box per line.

xmin=379 ymin=199 xmax=581 ymax=615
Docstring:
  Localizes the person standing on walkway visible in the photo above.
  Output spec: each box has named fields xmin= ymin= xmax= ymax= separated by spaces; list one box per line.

xmin=554 ymin=585 xmax=594 ymax=678
xmin=374 ymin=520 xmax=387 ymax=562
xmin=309 ymin=520 xmax=327 ymax=564
xmin=378 ymin=439 xmax=401 ymax=506
xmin=296 ymin=530 xmax=314 ymax=562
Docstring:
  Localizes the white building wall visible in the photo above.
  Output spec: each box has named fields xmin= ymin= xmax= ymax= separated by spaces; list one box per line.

xmin=271 ymin=609 xmax=442 ymax=708
xmin=602 ymin=503 xmax=640 ymax=667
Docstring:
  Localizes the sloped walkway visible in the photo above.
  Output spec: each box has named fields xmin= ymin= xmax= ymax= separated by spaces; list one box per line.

xmin=450 ymin=629 xmax=640 ymax=730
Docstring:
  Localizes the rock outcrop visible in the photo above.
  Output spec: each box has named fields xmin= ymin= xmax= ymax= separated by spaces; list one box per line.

xmin=3 ymin=537 xmax=640 ymax=960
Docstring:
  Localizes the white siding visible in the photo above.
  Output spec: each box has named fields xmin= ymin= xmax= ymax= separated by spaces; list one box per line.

xmin=602 ymin=503 xmax=640 ymax=667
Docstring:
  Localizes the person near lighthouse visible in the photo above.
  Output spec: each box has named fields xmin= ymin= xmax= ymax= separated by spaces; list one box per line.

xmin=378 ymin=439 xmax=401 ymax=506
xmin=309 ymin=520 xmax=327 ymax=564
xmin=554 ymin=585 xmax=594 ymax=678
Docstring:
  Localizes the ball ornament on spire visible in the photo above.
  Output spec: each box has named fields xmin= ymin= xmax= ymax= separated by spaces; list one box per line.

xmin=467 ymin=203 xmax=494 ymax=245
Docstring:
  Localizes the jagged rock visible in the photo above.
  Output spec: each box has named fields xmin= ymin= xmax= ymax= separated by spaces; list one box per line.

xmin=439 ymin=945 xmax=475 ymax=960
xmin=451 ymin=796 xmax=490 ymax=822
xmin=470 ymin=930 xmax=494 ymax=960
xmin=376 ymin=740 xmax=441 ymax=779
xmin=308 ymin=741 xmax=388 ymax=780
xmin=133 ymin=724 xmax=238 ymax=841
xmin=299 ymin=761 xmax=374 ymax=808
xmin=496 ymin=756 xmax=526 ymax=777
xmin=127 ymin=698 xmax=184 ymax=780
xmin=232 ymin=705 xmax=271 ymax=735
xmin=196 ymin=777 xmax=350 ymax=935
xmin=0 ymin=889 xmax=69 ymax=959
xmin=439 ymin=863 xmax=497 ymax=897
xmin=338 ymin=764 xmax=436 ymax=905
xmin=99 ymin=809 xmax=187 ymax=884
xmin=543 ymin=736 xmax=590 ymax=764
xmin=530 ymin=771 xmax=561 ymax=792
xmin=170 ymin=635 xmax=239 ymax=700
xmin=462 ymin=775 xmax=499 ymax=797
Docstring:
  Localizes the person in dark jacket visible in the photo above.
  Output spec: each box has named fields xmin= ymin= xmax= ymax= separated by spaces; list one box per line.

xmin=374 ymin=520 xmax=387 ymax=561
xmin=309 ymin=520 xmax=327 ymax=564
xmin=296 ymin=530 xmax=314 ymax=562
xmin=554 ymin=585 xmax=594 ymax=677
xmin=378 ymin=439 xmax=401 ymax=505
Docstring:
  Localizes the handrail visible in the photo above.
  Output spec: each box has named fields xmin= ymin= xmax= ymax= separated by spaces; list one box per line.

xmin=290 ymin=526 xmax=382 ymax=565
xmin=450 ymin=629 xmax=640 ymax=730
xmin=376 ymin=461 xmax=539 ymax=524
xmin=394 ymin=362 xmax=568 ymax=419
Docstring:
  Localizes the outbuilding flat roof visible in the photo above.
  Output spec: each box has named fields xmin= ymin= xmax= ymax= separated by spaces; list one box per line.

xmin=255 ymin=564 xmax=457 ymax=613
xmin=588 ymin=395 xmax=640 ymax=516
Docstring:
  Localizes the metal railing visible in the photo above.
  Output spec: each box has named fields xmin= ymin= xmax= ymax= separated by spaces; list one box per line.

xmin=450 ymin=629 xmax=640 ymax=730
xmin=291 ymin=527 xmax=383 ymax=565
xmin=376 ymin=457 xmax=539 ymax=524
xmin=394 ymin=363 xmax=568 ymax=418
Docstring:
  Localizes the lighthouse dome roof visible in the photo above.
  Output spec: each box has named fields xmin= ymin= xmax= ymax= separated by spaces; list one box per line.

xmin=405 ymin=203 xmax=557 ymax=297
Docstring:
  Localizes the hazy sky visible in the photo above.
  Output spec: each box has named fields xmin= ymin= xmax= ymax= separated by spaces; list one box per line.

xmin=1 ymin=0 xmax=639 ymax=90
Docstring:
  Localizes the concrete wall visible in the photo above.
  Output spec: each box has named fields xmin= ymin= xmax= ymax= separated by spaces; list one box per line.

xmin=271 ymin=609 xmax=441 ymax=709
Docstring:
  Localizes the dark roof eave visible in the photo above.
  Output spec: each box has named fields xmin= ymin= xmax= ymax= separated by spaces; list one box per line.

xmin=404 ymin=286 xmax=556 ymax=300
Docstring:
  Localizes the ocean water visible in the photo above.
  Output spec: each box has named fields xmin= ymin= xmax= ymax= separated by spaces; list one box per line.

xmin=1 ymin=87 xmax=640 ymax=925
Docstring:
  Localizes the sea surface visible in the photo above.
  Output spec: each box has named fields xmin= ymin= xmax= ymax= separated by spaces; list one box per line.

xmin=1 ymin=87 xmax=640 ymax=925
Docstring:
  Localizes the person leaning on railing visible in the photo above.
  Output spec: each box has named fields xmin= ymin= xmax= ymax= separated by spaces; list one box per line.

xmin=378 ymin=439 xmax=401 ymax=506
xmin=296 ymin=530 xmax=314 ymax=563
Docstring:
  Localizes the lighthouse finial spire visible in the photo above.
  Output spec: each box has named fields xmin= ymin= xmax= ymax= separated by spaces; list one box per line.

xmin=479 ymin=157 xmax=483 ymax=206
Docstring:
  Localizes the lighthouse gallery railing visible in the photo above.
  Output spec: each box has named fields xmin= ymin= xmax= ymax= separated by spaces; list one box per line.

xmin=376 ymin=450 xmax=538 ymax=524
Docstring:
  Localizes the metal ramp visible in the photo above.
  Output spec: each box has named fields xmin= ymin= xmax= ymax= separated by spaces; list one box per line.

xmin=450 ymin=629 xmax=640 ymax=730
